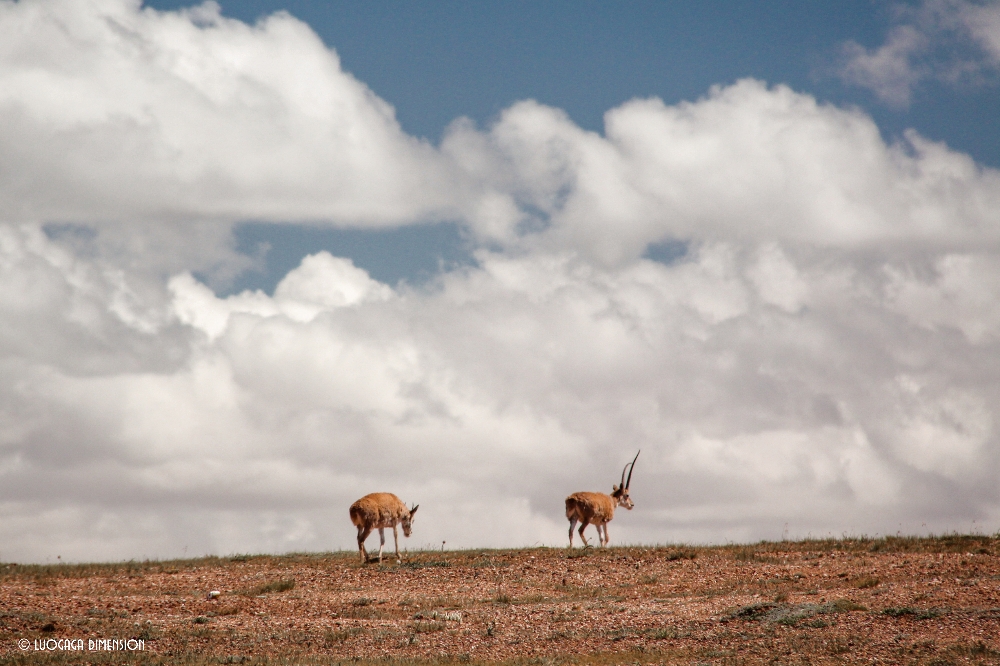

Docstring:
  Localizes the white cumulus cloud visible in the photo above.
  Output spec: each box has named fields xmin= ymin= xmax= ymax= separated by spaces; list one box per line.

xmin=1 ymin=0 xmax=1000 ymax=563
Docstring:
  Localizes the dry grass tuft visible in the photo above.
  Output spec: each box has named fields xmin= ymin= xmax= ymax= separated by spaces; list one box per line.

xmin=240 ymin=577 xmax=295 ymax=596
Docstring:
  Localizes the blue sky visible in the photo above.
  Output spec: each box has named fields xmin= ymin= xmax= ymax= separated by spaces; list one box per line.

xmin=2 ymin=0 xmax=1000 ymax=562
xmin=149 ymin=0 xmax=1000 ymax=293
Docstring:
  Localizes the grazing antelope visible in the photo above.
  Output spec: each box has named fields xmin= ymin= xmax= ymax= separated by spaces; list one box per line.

xmin=565 ymin=451 xmax=639 ymax=548
xmin=349 ymin=493 xmax=419 ymax=563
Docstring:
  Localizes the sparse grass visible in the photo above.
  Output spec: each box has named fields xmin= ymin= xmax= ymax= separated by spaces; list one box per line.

xmin=1 ymin=533 xmax=990 ymax=582
xmin=401 ymin=560 xmax=451 ymax=569
xmin=0 ymin=550 xmax=360 ymax=582
xmin=240 ymin=577 xmax=295 ymax=596
xmin=729 ymin=533 xmax=997 ymax=556
xmin=324 ymin=626 xmax=365 ymax=644
xmin=724 ymin=598 xmax=867 ymax=626
xmin=0 ymin=651 xmax=698 ymax=666
xmin=511 ymin=593 xmax=549 ymax=604
xmin=855 ymin=575 xmax=880 ymax=589
xmin=730 ymin=547 xmax=779 ymax=564
xmin=946 ymin=640 xmax=1000 ymax=658
xmin=342 ymin=606 xmax=388 ymax=620
xmin=411 ymin=620 xmax=447 ymax=633
xmin=565 ymin=548 xmax=597 ymax=559
xmin=406 ymin=596 xmax=467 ymax=610
xmin=883 ymin=606 xmax=945 ymax=619
xmin=413 ymin=610 xmax=463 ymax=622
xmin=645 ymin=627 xmax=687 ymax=640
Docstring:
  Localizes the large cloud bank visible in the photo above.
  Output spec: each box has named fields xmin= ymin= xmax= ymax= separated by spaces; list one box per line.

xmin=2 ymin=0 xmax=1000 ymax=562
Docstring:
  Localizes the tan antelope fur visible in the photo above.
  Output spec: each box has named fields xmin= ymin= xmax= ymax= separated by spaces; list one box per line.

xmin=565 ymin=451 xmax=639 ymax=547
xmin=349 ymin=493 xmax=419 ymax=563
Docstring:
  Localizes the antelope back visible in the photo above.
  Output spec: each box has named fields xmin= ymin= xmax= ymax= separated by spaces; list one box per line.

xmin=351 ymin=492 xmax=409 ymax=526
xmin=567 ymin=491 xmax=616 ymax=521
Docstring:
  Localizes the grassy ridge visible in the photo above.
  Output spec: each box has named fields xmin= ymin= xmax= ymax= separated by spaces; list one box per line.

xmin=2 ymin=532 xmax=996 ymax=580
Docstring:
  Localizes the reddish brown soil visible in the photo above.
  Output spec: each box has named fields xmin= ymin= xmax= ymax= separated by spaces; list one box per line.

xmin=2 ymin=536 xmax=999 ymax=664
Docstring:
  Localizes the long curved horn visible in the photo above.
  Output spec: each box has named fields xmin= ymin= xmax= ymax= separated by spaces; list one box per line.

xmin=625 ymin=450 xmax=640 ymax=489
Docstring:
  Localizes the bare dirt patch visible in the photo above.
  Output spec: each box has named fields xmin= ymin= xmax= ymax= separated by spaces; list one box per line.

xmin=2 ymin=535 xmax=999 ymax=664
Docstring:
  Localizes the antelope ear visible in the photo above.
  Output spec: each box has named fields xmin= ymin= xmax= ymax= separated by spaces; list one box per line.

xmin=409 ymin=505 xmax=419 ymax=516
xmin=612 ymin=484 xmax=620 ymax=492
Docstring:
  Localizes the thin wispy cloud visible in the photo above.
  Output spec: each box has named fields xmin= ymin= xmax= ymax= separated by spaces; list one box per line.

xmin=838 ymin=0 xmax=1000 ymax=107
xmin=1 ymin=0 xmax=999 ymax=563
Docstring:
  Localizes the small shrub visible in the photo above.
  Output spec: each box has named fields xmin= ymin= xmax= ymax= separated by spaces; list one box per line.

xmin=608 ymin=627 xmax=632 ymax=642
xmin=948 ymin=641 xmax=999 ymax=658
xmin=665 ymin=548 xmax=698 ymax=561
xmin=883 ymin=606 xmax=943 ymax=620
xmin=725 ymin=599 xmax=865 ymax=626
xmin=402 ymin=560 xmax=450 ymax=569
xmin=827 ymin=599 xmax=867 ymax=613
xmin=412 ymin=620 xmax=446 ymax=633
xmin=325 ymin=627 xmax=363 ymax=644
xmin=855 ymin=575 xmax=880 ymax=589
xmin=723 ymin=602 xmax=776 ymax=622
xmin=413 ymin=610 xmax=462 ymax=622
xmin=243 ymin=578 xmax=295 ymax=596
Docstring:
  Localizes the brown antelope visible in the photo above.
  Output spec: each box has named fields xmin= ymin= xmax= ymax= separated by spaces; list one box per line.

xmin=565 ymin=451 xmax=639 ymax=547
xmin=349 ymin=493 xmax=419 ymax=563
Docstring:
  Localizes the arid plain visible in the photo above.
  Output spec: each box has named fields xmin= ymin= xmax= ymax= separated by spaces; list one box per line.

xmin=1 ymin=535 xmax=998 ymax=665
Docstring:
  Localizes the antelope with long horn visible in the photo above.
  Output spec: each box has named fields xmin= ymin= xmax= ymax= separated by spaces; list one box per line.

xmin=565 ymin=451 xmax=639 ymax=548
xmin=349 ymin=493 xmax=419 ymax=563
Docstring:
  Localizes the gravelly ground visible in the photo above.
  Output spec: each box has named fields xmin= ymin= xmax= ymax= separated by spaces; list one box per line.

xmin=1 ymin=536 xmax=999 ymax=664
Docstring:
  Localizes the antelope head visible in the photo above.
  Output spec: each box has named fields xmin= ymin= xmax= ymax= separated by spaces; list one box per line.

xmin=610 ymin=450 xmax=640 ymax=510
xmin=401 ymin=504 xmax=419 ymax=536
